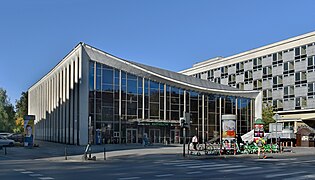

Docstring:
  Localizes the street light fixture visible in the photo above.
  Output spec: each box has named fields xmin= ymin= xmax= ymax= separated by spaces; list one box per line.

xmin=273 ymin=113 xmax=281 ymax=152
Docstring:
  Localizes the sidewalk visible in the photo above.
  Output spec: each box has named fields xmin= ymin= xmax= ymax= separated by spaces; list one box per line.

xmin=1 ymin=141 xmax=315 ymax=162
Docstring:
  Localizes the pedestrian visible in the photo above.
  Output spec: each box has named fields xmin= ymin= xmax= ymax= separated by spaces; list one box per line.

xmin=257 ymin=138 xmax=266 ymax=159
xmin=192 ymin=135 xmax=198 ymax=150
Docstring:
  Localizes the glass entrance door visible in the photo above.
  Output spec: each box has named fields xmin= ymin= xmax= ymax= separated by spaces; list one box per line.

xmin=126 ymin=129 xmax=138 ymax=143
xmin=170 ymin=129 xmax=180 ymax=144
xmin=149 ymin=129 xmax=160 ymax=143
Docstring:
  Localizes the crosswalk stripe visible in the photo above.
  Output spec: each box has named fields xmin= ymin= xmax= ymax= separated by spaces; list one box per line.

xmin=265 ymin=171 xmax=307 ymax=178
xmin=155 ymin=174 xmax=174 ymax=177
xmin=202 ymin=165 xmax=245 ymax=170
xmin=237 ymin=168 xmax=280 ymax=175
xmin=277 ymin=159 xmax=315 ymax=166
xmin=118 ymin=177 xmax=140 ymax=180
xmin=175 ymin=162 xmax=216 ymax=167
xmin=21 ymin=171 xmax=33 ymax=174
xmin=30 ymin=174 xmax=43 ymax=177
xmin=13 ymin=169 xmax=25 ymax=172
xmin=187 ymin=163 xmax=230 ymax=169
xmin=219 ymin=166 xmax=261 ymax=173
xmin=186 ymin=171 xmax=202 ymax=175
xmin=283 ymin=174 xmax=315 ymax=180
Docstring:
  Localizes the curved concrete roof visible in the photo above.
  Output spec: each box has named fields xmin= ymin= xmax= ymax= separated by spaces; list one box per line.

xmin=83 ymin=43 xmax=260 ymax=99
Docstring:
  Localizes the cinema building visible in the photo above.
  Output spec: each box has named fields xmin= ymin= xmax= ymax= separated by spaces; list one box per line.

xmin=28 ymin=43 xmax=261 ymax=145
xmin=180 ymin=31 xmax=315 ymax=132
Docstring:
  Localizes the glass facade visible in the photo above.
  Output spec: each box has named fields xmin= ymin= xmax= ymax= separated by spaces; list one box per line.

xmin=89 ymin=61 xmax=254 ymax=144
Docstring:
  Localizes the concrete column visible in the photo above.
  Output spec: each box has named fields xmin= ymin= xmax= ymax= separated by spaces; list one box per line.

xmin=70 ymin=60 xmax=74 ymax=144
xmin=219 ymin=97 xmax=222 ymax=144
xmin=74 ymin=57 xmax=79 ymax=145
xmin=164 ymin=84 xmax=166 ymax=120
xmin=79 ymin=45 xmax=89 ymax=145
xmin=62 ymin=67 xmax=66 ymax=143
xmin=119 ymin=70 xmax=122 ymax=143
xmin=202 ymin=94 xmax=205 ymax=143
xmin=66 ymin=64 xmax=70 ymax=144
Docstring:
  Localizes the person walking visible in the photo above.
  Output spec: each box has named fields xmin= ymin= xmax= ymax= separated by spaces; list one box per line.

xmin=192 ymin=135 xmax=198 ymax=150
xmin=257 ymin=138 xmax=266 ymax=159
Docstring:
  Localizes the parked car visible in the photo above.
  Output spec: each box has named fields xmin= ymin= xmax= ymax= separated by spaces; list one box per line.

xmin=8 ymin=133 xmax=24 ymax=143
xmin=0 ymin=136 xmax=15 ymax=147
xmin=0 ymin=132 xmax=13 ymax=138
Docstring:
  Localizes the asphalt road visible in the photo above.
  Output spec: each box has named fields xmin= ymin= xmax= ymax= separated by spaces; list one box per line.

xmin=2 ymin=154 xmax=315 ymax=180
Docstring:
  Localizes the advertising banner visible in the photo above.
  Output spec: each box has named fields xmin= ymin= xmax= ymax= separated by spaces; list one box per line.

xmin=222 ymin=120 xmax=236 ymax=139
xmin=24 ymin=119 xmax=34 ymax=147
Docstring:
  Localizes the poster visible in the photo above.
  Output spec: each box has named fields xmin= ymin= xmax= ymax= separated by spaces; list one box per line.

xmin=222 ymin=120 xmax=236 ymax=139
xmin=24 ymin=119 xmax=34 ymax=147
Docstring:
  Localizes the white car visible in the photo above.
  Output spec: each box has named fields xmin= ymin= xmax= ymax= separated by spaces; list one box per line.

xmin=0 ymin=136 xmax=15 ymax=147
xmin=0 ymin=133 xmax=12 ymax=138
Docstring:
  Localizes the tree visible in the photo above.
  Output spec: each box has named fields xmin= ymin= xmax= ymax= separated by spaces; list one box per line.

xmin=0 ymin=88 xmax=15 ymax=132
xmin=14 ymin=91 xmax=28 ymax=133
xmin=262 ymin=104 xmax=275 ymax=132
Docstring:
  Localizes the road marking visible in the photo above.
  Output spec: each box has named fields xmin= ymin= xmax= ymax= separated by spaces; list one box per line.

xmin=265 ymin=171 xmax=307 ymax=178
xmin=21 ymin=171 xmax=34 ymax=174
xmin=118 ymin=177 xmax=140 ymax=180
xmin=202 ymin=165 xmax=245 ymax=170
xmin=219 ymin=166 xmax=262 ymax=173
xmin=30 ymin=174 xmax=43 ymax=177
xmin=284 ymin=174 xmax=315 ymax=180
xmin=277 ymin=159 xmax=315 ymax=165
xmin=254 ymin=158 xmax=296 ymax=161
xmin=175 ymin=162 xmax=216 ymax=167
xmin=187 ymin=163 xmax=230 ymax=169
xmin=155 ymin=174 xmax=174 ymax=177
xmin=186 ymin=171 xmax=202 ymax=175
xmin=38 ymin=177 xmax=54 ymax=180
xmin=237 ymin=168 xmax=280 ymax=175
xmin=13 ymin=169 xmax=25 ymax=172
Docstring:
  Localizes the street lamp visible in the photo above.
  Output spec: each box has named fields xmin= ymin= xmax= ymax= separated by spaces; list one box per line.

xmin=273 ymin=113 xmax=281 ymax=151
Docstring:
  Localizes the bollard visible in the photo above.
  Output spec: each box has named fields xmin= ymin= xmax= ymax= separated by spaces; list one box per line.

xmin=104 ymin=147 xmax=106 ymax=160
xmin=4 ymin=146 xmax=7 ymax=155
xmin=65 ymin=146 xmax=67 ymax=160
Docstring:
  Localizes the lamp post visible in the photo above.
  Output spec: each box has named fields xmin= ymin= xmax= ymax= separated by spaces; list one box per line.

xmin=273 ymin=114 xmax=280 ymax=151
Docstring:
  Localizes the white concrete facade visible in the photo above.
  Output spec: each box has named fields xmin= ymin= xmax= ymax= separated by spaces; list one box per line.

xmin=180 ymin=31 xmax=315 ymax=129
xmin=29 ymin=44 xmax=89 ymax=145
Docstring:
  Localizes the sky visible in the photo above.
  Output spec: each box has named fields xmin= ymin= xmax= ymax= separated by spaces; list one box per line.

xmin=1 ymin=0 xmax=315 ymax=105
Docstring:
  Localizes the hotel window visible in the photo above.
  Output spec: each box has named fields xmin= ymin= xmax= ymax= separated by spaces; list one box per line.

xmin=308 ymin=83 xmax=315 ymax=96
xmin=207 ymin=69 xmax=214 ymax=81
xmin=295 ymin=46 xmax=307 ymax=59
xmin=244 ymin=70 xmax=253 ymax=82
xmin=262 ymin=66 xmax=272 ymax=78
xmin=236 ymin=62 xmax=244 ymax=73
xmin=295 ymin=97 xmax=307 ymax=109
xmin=263 ymin=89 xmax=272 ymax=101
xmin=272 ymin=52 xmax=283 ymax=65
xmin=253 ymin=58 xmax=262 ymax=70
xmin=273 ymin=75 xmax=283 ymax=88
xmin=273 ymin=99 xmax=283 ymax=111
xmin=221 ymin=66 xmax=228 ymax=76
xmin=283 ymin=61 xmax=294 ymax=74
xmin=228 ymin=74 xmax=236 ymax=85
xmin=295 ymin=71 xmax=307 ymax=85
xmin=236 ymin=82 xmax=244 ymax=90
xmin=253 ymin=79 xmax=262 ymax=90
xmin=284 ymin=86 xmax=295 ymax=99
xmin=214 ymin=77 xmax=221 ymax=84
xmin=308 ymin=56 xmax=315 ymax=70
